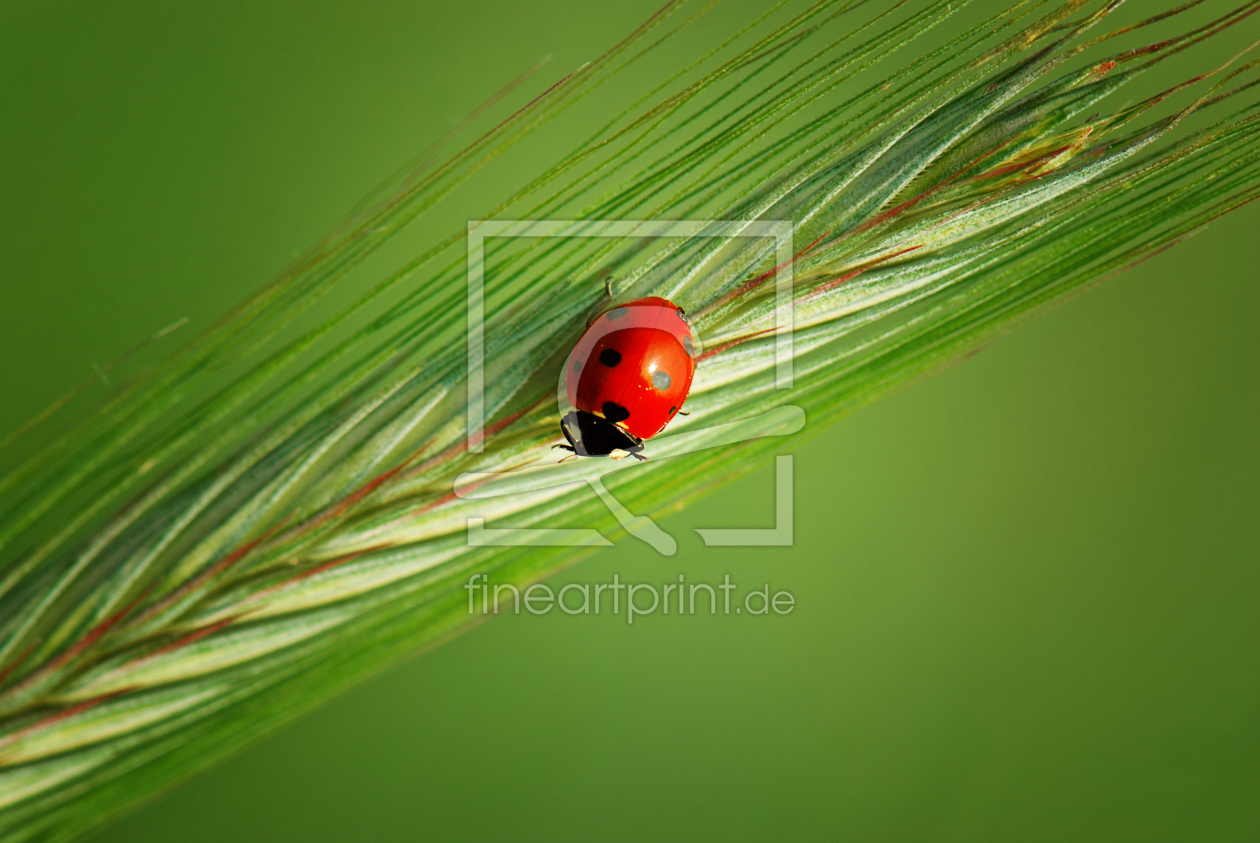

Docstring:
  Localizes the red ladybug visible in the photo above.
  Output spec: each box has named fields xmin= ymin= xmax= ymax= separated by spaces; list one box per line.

xmin=557 ymin=296 xmax=699 ymax=459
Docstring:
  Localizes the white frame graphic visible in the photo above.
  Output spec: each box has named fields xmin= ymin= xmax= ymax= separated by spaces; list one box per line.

xmin=461 ymin=218 xmax=798 ymax=554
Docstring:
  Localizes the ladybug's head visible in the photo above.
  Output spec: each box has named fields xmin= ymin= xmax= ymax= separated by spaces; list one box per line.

xmin=560 ymin=410 xmax=645 ymax=458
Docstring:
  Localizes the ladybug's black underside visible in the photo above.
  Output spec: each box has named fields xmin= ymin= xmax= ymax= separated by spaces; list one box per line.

xmin=559 ymin=410 xmax=645 ymax=458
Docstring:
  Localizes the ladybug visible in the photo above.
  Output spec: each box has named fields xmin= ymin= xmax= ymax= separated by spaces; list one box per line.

xmin=557 ymin=296 xmax=700 ymax=460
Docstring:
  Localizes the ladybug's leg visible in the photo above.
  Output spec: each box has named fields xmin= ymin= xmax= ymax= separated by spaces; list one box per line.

xmin=608 ymin=449 xmax=649 ymax=462
xmin=552 ymin=443 xmax=575 ymax=452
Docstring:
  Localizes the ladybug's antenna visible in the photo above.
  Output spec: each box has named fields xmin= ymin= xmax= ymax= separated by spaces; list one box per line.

xmin=583 ymin=277 xmax=616 ymax=326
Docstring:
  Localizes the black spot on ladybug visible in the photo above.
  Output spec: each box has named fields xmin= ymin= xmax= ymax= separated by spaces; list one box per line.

xmin=669 ymin=406 xmax=677 ymax=415
xmin=683 ymin=336 xmax=694 ymax=357
xmin=599 ymin=348 xmax=622 ymax=367
xmin=602 ymin=401 xmax=630 ymax=423
xmin=573 ymin=359 xmax=583 ymax=372
xmin=606 ymin=307 xmax=628 ymax=320
xmin=651 ymin=369 xmax=671 ymax=391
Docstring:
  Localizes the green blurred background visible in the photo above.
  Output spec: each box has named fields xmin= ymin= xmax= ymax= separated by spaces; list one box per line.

xmin=1 ymin=1 xmax=1256 ymax=840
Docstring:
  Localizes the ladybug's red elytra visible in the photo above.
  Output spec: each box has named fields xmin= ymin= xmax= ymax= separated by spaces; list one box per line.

xmin=557 ymin=296 xmax=700 ymax=460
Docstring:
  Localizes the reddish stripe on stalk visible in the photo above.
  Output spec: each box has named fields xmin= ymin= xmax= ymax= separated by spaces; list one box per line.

xmin=1119 ymin=37 xmax=1182 ymax=61
xmin=411 ymin=450 xmax=542 ymax=516
xmin=843 ymin=185 xmax=963 ymax=241
xmin=699 ymin=134 xmax=1044 ymax=321
xmin=0 ymin=690 xmax=130 ymax=759
xmin=178 ymin=528 xmax=280 ymax=591
xmin=696 ymin=246 xmax=921 ymax=363
xmin=0 ymin=643 xmax=38 ymax=689
xmin=410 ymin=441 xmax=467 ymax=479
xmin=288 ymin=545 xmax=391 ymax=583
xmin=404 ymin=394 xmax=549 ymax=480
xmin=0 ymin=584 xmax=156 ymax=703
xmin=802 ymin=246 xmax=924 ymax=301
xmin=804 ymin=138 xmax=1081 ymax=268
xmin=266 ymin=420 xmax=471 ymax=549
xmin=282 ymin=397 xmax=549 ymax=542
xmin=1120 ymin=4 xmax=1260 ymax=66
xmin=413 ymin=490 xmax=460 ymax=517
xmin=697 ymin=233 xmax=828 ymax=318
xmin=144 ymin=618 xmax=238 ymax=659
xmin=828 ymin=139 xmax=1074 ymax=247
xmin=698 ymin=114 xmax=1059 ymax=323
xmin=216 ymin=545 xmax=392 ymax=621
xmin=486 ymin=395 xmax=550 ymax=437
xmin=1092 ymin=60 xmax=1118 ymax=79
xmin=695 ymin=328 xmax=776 ymax=362
xmin=47 ymin=588 xmax=154 ymax=671
xmin=960 ymin=144 xmax=1078 ymax=184
xmin=278 ymin=461 xmax=415 ymax=545
xmin=1084 ymin=0 xmax=1223 ymax=54
xmin=63 ymin=614 xmax=246 ymax=680
xmin=411 ymin=428 xmax=547 ymax=515
xmin=121 ymin=516 xmax=294 ymax=635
